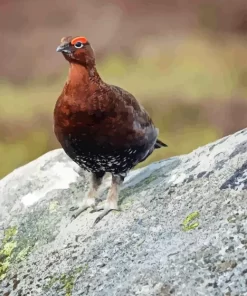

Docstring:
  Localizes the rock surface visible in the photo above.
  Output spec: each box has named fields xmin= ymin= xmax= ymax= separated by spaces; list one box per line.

xmin=1 ymin=128 xmax=247 ymax=296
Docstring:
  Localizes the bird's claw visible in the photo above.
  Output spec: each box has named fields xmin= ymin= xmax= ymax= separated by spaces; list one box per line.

xmin=70 ymin=205 xmax=90 ymax=221
xmin=69 ymin=206 xmax=79 ymax=211
xmin=70 ymin=199 xmax=120 ymax=225
xmin=93 ymin=206 xmax=120 ymax=226
xmin=70 ymin=198 xmax=97 ymax=220
xmin=90 ymin=204 xmax=104 ymax=213
xmin=93 ymin=209 xmax=113 ymax=225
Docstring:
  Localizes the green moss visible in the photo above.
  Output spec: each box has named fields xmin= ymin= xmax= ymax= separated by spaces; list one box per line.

xmin=49 ymin=201 xmax=59 ymax=213
xmin=3 ymin=227 xmax=17 ymax=244
xmin=44 ymin=266 xmax=87 ymax=295
xmin=0 ymin=224 xmax=37 ymax=281
xmin=0 ymin=262 xmax=9 ymax=278
xmin=45 ymin=276 xmax=60 ymax=290
xmin=182 ymin=211 xmax=200 ymax=231
xmin=61 ymin=274 xmax=75 ymax=296
xmin=0 ymin=226 xmax=18 ymax=280
xmin=1 ymin=242 xmax=17 ymax=257
xmin=16 ymin=246 xmax=31 ymax=262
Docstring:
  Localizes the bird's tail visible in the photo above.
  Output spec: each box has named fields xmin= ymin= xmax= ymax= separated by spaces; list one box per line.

xmin=155 ymin=139 xmax=168 ymax=149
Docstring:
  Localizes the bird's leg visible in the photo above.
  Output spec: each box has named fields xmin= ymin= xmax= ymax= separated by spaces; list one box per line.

xmin=71 ymin=172 xmax=105 ymax=219
xmin=94 ymin=174 xmax=125 ymax=225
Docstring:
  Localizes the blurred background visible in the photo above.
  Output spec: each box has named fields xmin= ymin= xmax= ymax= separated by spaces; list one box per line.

xmin=1 ymin=0 xmax=247 ymax=178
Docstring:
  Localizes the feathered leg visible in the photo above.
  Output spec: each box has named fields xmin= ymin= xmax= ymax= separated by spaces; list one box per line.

xmin=71 ymin=171 xmax=105 ymax=219
xmin=94 ymin=173 xmax=125 ymax=225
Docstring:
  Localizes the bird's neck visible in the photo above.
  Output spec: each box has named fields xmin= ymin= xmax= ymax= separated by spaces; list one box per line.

xmin=66 ymin=62 xmax=102 ymax=89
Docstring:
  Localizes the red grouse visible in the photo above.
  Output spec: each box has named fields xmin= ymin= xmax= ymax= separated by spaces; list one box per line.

xmin=54 ymin=36 xmax=167 ymax=224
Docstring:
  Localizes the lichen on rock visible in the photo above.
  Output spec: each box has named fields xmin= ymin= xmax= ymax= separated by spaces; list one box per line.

xmin=0 ymin=226 xmax=17 ymax=280
xmin=182 ymin=211 xmax=200 ymax=231
xmin=44 ymin=266 xmax=86 ymax=296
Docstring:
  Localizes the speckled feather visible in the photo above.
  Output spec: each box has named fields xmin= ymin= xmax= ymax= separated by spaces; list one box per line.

xmin=54 ymin=36 xmax=167 ymax=175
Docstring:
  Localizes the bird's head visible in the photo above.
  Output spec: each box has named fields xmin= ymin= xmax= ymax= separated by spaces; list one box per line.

xmin=56 ymin=36 xmax=95 ymax=67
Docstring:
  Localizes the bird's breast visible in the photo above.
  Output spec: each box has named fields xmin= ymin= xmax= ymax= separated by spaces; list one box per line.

xmin=53 ymin=90 xmax=146 ymax=150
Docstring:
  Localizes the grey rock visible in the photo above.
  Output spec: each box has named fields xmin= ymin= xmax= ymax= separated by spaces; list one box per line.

xmin=1 ymin=128 xmax=247 ymax=295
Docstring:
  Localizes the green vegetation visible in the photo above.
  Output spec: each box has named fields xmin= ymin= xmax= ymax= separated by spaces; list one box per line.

xmin=99 ymin=35 xmax=247 ymax=101
xmin=44 ymin=266 xmax=87 ymax=295
xmin=0 ymin=226 xmax=33 ymax=280
xmin=0 ymin=226 xmax=18 ymax=280
xmin=1 ymin=34 xmax=247 ymax=178
xmin=15 ymin=246 xmax=31 ymax=262
xmin=182 ymin=211 xmax=200 ymax=231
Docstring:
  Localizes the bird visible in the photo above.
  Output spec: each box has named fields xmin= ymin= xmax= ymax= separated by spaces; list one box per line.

xmin=54 ymin=35 xmax=167 ymax=225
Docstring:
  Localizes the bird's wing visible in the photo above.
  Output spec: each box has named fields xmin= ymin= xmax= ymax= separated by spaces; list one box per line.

xmin=109 ymin=85 xmax=158 ymax=147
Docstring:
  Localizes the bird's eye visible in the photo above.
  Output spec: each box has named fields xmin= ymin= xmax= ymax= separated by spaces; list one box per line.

xmin=74 ymin=41 xmax=83 ymax=49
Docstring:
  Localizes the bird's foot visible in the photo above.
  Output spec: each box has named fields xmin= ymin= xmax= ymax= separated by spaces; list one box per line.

xmin=93 ymin=201 xmax=120 ymax=226
xmin=89 ymin=203 xmax=104 ymax=213
xmin=70 ymin=198 xmax=96 ymax=220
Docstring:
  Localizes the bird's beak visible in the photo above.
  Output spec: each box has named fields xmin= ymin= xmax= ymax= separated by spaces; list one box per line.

xmin=56 ymin=45 xmax=64 ymax=52
xmin=56 ymin=43 xmax=71 ymax=53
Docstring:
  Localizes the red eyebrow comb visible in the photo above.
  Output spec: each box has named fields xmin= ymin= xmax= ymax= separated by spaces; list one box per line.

xmin=71 ymin=37 xmax=88 ymax=45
